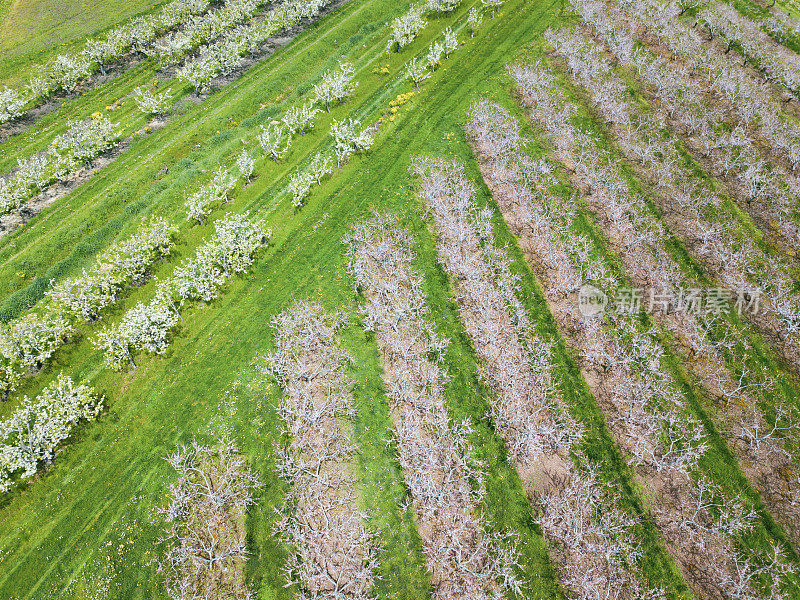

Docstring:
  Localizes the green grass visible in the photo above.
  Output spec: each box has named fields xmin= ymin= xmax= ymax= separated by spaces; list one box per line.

xmin=0 ymin=0 xmax=167 ymax=86
xmin=4 ymin=0 xmax=794 ymax=595
xmin=0 ymin=0 xmax=608 ymax=598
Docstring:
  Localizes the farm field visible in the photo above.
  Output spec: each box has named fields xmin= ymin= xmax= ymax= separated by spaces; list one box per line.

xmin=0 ymin=0 xmax=167 ymax=84
xmin=0 ymin=0 xmax=799 ymax=598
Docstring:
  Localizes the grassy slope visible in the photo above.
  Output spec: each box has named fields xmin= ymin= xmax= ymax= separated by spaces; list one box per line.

xmin=0 ymin=1 xmax=610 ymax=599
xmin=0 ymin=0 xmax=166 ymax=85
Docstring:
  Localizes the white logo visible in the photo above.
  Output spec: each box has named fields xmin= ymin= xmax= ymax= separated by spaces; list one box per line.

xmin=578 ymin=284 xmax=607 ymax=317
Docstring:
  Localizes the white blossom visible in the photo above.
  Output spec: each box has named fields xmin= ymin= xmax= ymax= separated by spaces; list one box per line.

xmin=329 ymin=118 xmax=374 ymax=167
xmin=405 ymin=57 xmax=430 ymax=90
xmin=312 ymin=61 xmax=358 ymax=113
xmin=132 ymin=86 xmax=172 ymax=114
xmin=388 ymin=8 xmax=427 ymax=52
xmin=0 ymin=374 xmax=101 ymax=493
xmin=467 ymin=7 xmax=484 ymax=37
xmin=257 ymin=121 xmax=291 ymax=161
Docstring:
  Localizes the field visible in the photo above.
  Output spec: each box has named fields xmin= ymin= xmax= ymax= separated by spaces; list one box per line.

xmin=0 ymin=0 xmax=166 ymax=85
xmin=0 ymin=0 xmax=799 ymax=598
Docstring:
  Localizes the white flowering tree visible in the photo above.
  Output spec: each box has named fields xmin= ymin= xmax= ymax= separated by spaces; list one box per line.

xmin=308 ymin=152 xmax=333 ymax=184
xmin=0 ymin=177 xmax=25 ymax=215
xmin=0 ymin=312 xmax=73 ymax=373
xmin=427 ymin=41 xmax=444 ymax=71
xmin=282 ymin=101 xmax=321 ymax=134
xmin=287 ymin=170 xmax=314 ymax=207
xmin=426 ymin=0 xmax=461 ymax=15
xmin=0 ymin=87 xmax=26 ymax=124
xmin=236 ymin=149 xmax=255 ymax=181
xmin=185 ymin=167 xmax=237 ymax=224
xmin=481 ymin=0 xmax=503 ymax=18
xmin=15 ymin=155 xmax=51 ymax=192
xmin=257 ymin=122 xmax=291 ymax=160
xmin=467 ymin=7 xmax=483 ymax=37
xmin=0 ymin=374 xmax=101 ymax=493
xmin=47 ymin=271 xmax=117 ymax=322
xmin=443 ymin=27 xmax=458 ymax=57
xmin=95 ymin=298 xmax=179 ymax=369
xmin=132 ymin=86 xmax=172 ymax=115
xmin=84 ymin=37 xmax=125 ymax=76
xmin=176 ymin=59 xmax=219 ymax=93
xmin=330 ymin=118 xmax=375 ymax=167
xmin=45 ymin=53 xmax=91 ymax=94
xmin=405 ymin=57 xmax=430 ymax=90
xmin=388 ymin=8 xmax=427 ymax=52
xmin=312 ymin=62 xmax=358 ymax=112
xmin=206 ymin=213 xmax=269 ymax=275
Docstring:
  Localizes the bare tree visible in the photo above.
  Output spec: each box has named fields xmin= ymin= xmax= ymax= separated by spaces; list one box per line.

xmin=261 ymin=301 xmax=380 ymax=599
xmin=157 ymin=438 xmax=260 ymax=600
xmin=343 ymin=213 xmax=522 ymax=600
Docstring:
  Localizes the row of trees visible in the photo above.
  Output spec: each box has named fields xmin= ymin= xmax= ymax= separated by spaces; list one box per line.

xmin=47 ymin=217 xmax=178 ymax=320
xmin=412 ymin=155 xmax=659 ymax=600
xmin=697 ymin=2 xmax=800 ymax=96
xmin=597 ymin=0 xmax=800 ymax=173
xmin=412 ymin=156 xmax=584 ymax=462
xmin=285 ymin=117 xmax=373 ymax=206
xmin=0 ymin=374 xmax=101 ymax=493
xmin=155 ymin=0 xmax=269 ymax=68
xmin=546 ymin=20 xmax=800 ymax=539
xmin=0 ymin=115 xmax=121 ymax=216
xmin=0 ymin=217 xmax=178 ymax=400
xmin=262 ymin=301 xmax=379 ymax=598
xmin=569 ymin=1 xmax=800 ymax=355
xmin=343 ymin=212 xmax=522 ymax=599
xmin=388 ymin=0 xmax=497 ymax=54
xmin=509 ymin=55 xmax=788 ymax=474
xmin=547 ymin=25 xmax=800 ymax=362
xmin=467 ymin=95 xmax=708 ymax=473
xmin=157 ymin=438 xmax=260 ymax=600
xmin=548 ymin=22 xmax=800 ymax=432
xmin=94 ymin=213 xmax=269 ymax=369
xmin=584 ymin=0 xmax=800 ymax=249
xmin=177 ymin=0 xmax=340 ymax=92
xmin=496 ymin=64 xmax=794 ymax=597
xmin=256 ymin=61 xmax=356 ymax=162
xmin=0 ymin=0 xmax=211 ymax=123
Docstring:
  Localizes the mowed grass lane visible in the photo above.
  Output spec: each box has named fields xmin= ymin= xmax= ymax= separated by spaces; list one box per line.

xmin=0 ymin=0 xmax=167 ymax=86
